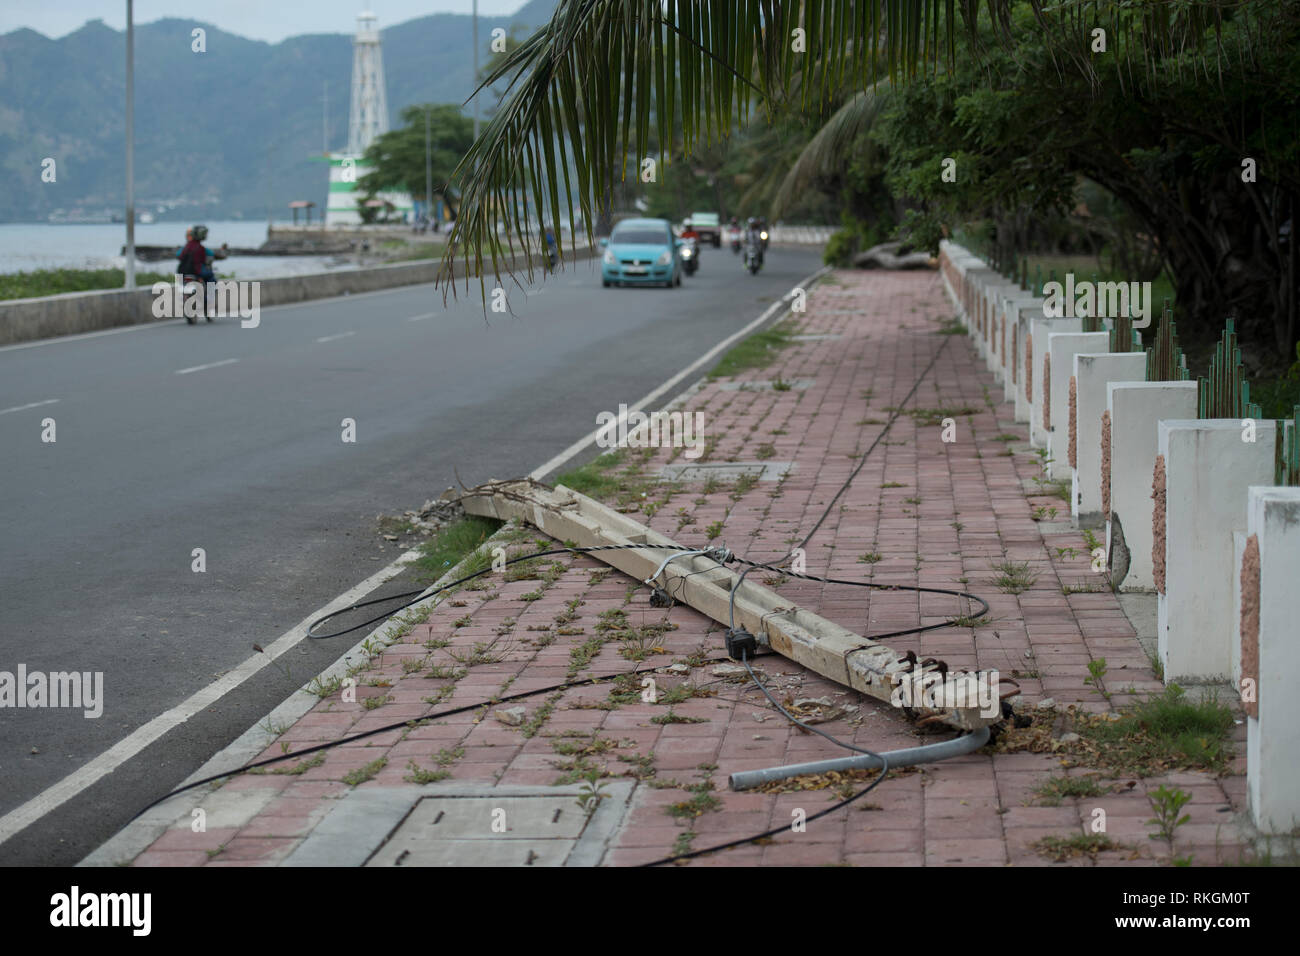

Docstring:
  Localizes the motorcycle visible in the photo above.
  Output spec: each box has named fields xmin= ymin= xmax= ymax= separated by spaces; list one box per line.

xmin=178 ymin=240 xmax=227 ymax=324
xmin=680 ymin=237 xmax=700 ymax=275
xmin=743 ymin=238 xmax=763 ymax=275
xmin=727 ymin=226 xmax=743 ymax=254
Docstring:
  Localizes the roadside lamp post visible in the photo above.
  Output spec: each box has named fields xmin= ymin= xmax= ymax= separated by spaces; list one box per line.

xmin=124 ymin=0 xmax=136 ymax=289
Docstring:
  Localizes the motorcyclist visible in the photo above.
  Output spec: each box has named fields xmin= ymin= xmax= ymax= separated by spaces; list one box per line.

xmin=175 ymin=225 xmax=212 ymax=319
xmin=177 ymin=226 xmax=206 ymax=283
xmin=680 ymin=218 xmax=700 ymax=243
xmin=744 ymin=217 xmax=765 ymax=265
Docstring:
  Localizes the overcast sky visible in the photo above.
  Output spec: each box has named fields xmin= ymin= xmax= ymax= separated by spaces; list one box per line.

xmin=0 ymin=1 xmax=529 ymax=43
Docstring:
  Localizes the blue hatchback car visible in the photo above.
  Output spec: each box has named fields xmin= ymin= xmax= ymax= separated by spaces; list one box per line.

xmin=600 ymin=218 xmax=682 ymax=288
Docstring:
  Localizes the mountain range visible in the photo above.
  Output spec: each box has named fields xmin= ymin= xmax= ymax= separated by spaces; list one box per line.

xmin=0 ymin=1 xmax=558 ymax=222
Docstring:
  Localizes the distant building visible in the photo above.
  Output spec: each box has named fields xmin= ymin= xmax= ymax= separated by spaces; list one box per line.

xmin=326 ymin=11 xmax=412 ymax=227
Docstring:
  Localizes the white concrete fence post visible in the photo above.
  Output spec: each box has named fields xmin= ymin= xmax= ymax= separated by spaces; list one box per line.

xmin=1070 ymin=352 xmax=1147 ymax=528
xmin=1155 ymin=419 xmax=1276 ymax=684
xmin=1104 ymin=381 xmax=1198 ymax=590
xmin=1027 ymin=317 xmax=1083 ymax=448
xmin=1000 ymin=291 xmax=1042 ymax=403
xmin=1045 ymin=332 xmax=1108 ymax=479
xmin=1241 ymin=486 xmax=1300 ymax=835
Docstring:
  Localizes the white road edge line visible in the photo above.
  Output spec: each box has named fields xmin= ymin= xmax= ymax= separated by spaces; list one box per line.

xmin=315 ymin=331 xmax=357 ymax=343
xmin=0 ymin=398 xmax=59 ymax=416
xmin=2 ymin=263 xmax=828 ymax=853
xmin=174 ymin=358 xmax=240 ymax=375
xmin=529 ymin=265 xmax=831 ymax=481
xmin=405 ymin=313 xmax=437 ymax=322
xmin=0 ymin=549 xmax=425 ymax=850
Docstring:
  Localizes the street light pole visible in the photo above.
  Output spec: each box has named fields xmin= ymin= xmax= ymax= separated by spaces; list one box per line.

xmin=124 ymin=0 xmax=135 ymax=289
xmin=266 ymin=142 xmax=272 ymax=229
xmin=472 ymin=0 xmax=479 ymax=141
xmin=425 ymin=106 xmax=433 ymax=226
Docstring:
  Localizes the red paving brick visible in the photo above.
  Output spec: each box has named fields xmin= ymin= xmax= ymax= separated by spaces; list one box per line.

xmin=122 ymin=266 xmax=1251 ymax=867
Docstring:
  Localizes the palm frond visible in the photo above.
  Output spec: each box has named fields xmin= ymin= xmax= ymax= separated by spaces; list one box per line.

xmin=770 ymin=84 xmax=887 ymax=219
xmin=437 ymin=0 xmax=966 ymax=295
xmin=438 ymin=0 xmax=1244 ymax=296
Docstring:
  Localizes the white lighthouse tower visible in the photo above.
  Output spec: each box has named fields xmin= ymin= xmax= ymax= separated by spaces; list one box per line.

xmin=325 ymin=11 xmax=411 ymax=227
xmin=347 ymin=11 xmax=388 ymax=155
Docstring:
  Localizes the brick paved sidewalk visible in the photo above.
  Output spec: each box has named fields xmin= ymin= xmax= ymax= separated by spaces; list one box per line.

xmin=115 ymin=267 xmax=1251 ymax=867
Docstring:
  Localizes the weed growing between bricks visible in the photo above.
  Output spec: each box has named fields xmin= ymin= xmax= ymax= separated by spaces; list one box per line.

xmin=993 ymin=686 xmax=1234 ymax=777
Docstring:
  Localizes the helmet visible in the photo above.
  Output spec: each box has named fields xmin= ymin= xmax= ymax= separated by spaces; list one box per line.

xmin=747 ymin=217 xmax=757 ymax=227
xmin=193 ymin=225 xmax=208 ymax=241
xmin=682 ymin=218 xmax=692 ymax=228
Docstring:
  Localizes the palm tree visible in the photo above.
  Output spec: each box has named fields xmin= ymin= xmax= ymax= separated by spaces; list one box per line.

xmin=437 ymin=0 xmax=1237 ymax=288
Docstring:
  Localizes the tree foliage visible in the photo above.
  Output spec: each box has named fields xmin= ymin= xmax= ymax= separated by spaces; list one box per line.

xmin=874 ymin=2 xmax=1299 ymax=362
xmin=359 ymin=104 xmax=475 ymax=204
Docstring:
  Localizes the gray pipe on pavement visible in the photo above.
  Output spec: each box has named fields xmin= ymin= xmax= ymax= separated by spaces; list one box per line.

xmin=729 ymin=726 xmax=991 ymax=791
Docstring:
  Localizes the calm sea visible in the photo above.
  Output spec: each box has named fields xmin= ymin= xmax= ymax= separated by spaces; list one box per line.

xmin=0 ymin=221 xmax=354 ymax=279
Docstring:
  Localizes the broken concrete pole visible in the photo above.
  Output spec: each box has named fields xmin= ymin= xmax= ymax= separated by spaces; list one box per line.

xmin=460 ymin=480 xmax=999 ymax=731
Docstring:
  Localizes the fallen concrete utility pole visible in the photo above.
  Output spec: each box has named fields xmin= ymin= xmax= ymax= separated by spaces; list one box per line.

xmin=461 ymin=479 xmax=1001 ymax=732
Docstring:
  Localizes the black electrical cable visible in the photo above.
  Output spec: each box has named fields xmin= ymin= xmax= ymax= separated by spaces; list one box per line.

xmin=794 ymin=334 xmax=951 ymax=554
xmin=306 ymin=543 xmax=701 ymax=640
xmin=133 ymin=538 xmax=983 ymax=854
xmin=145 ymin=536 xmax=967 ymax=823
xmin=730 ymin=557 xmax=991 ymax=641
xmin=640 ymin=647 xmax=892 ymax=867
xmin=136 ymin=301 xmax=988 ymax=864
xmin=642 ymin=319 xmax=990 ymax=866
xmin=129 ymin=659 xmax=730 ymax=824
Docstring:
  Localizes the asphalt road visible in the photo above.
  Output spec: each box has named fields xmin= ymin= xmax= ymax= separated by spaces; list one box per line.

xmin=0 ymin=244 xmax=823 ymax=864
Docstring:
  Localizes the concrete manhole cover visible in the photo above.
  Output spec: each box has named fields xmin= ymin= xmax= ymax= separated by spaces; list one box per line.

xmin=367 ymin=795 xmax=589 ymax=867
xmin=281 ymin=783 xmax=632 ymax=868
xmin=658 ymin=461 xmax=792 ymax=482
